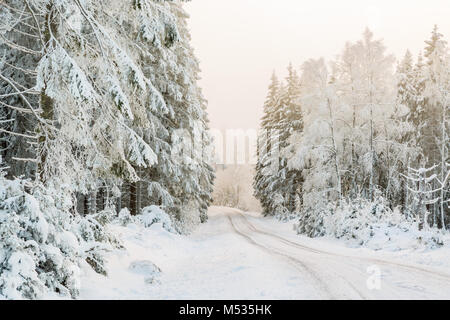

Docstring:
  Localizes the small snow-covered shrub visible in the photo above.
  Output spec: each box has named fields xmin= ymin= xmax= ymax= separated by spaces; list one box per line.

xmin=0 ymin=177 xmax=121 ymax=299
xmin=91 ymin=208 xmax=116 ymax=227
xmin=173 ymin=201 xmax=203 ymax=235
xmin=270 ymin=193 xmax=296 ymax=222
xmin=295 ymin=197 xmax=446 ymax=250
xmin=138 ymin=206 xmax=175 ymax=233
xmin=116 ymin=208 xmax=135 ymax=226
xmin=0 ymin=179 xmax=80 ymax=299
xmin=295 ymin=192 xmax=334 ymax=237
xmin=275 ymin=205 xmax=298 ymax=222
xmin=295 ymin=204 xmax=330 ymax=238
xmin=72 ymin=213 xmax=123 ymax=276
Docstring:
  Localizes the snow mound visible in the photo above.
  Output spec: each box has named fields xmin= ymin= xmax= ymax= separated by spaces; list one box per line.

xmin=138 ymin=206 xmax=175 ymax=233
xmin=129 ymin=260 xmax=161 ymax=275
xmin=129 ymin=261 xmax=162 ymax=285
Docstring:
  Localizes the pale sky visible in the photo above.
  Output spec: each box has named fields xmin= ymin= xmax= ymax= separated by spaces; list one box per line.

xmin=184 ymin=0 xmax=450 ymax=131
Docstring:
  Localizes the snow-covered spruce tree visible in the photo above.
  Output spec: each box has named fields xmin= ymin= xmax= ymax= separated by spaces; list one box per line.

xmin=110 ymin=0 xmax=182 ymax=216
xmin=277 ymin=63 xmax=304 ymax=217
xmin=254 ymin=66 xmax=304 ymax=220
xmin=164 ymin=1 xmax=214 ymax=229
xmin=395 ymin=51 xmax=427 ymax=216
xmin=397 ymin=50 xmax=416 ymax=117
xmin=0 ymin=0 xmax=40 ymax=181
xmin=0 ymin=164 xmax=122 ymax=299
xmin=254 ymin=71 xmax=281 ymax=216
xmin=412 ymin=53 xmax=428 ymax=133
xmin=375 ymin=53 xmax=420 ymax=211
xmin=123 ymin=1 xmax=214 ymax=231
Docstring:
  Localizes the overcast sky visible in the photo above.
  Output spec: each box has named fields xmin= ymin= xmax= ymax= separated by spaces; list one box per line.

xmin=184 ymin=0 xmax=450 ymax=131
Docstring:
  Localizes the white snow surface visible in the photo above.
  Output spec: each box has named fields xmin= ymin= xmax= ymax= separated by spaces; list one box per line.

xmin=79 ymin=207 xmax=450 ymax=300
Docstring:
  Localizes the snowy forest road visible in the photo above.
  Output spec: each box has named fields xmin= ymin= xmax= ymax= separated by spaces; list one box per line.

xmin=223 ymin=208 xmax=450 ymax=300
xmin=80 ymin=207 xmax=450 ymax=300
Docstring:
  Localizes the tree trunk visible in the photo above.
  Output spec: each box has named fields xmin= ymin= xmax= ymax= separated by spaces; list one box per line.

xmin=136 ymin=168 xmax=142 ymax=214
xmin=38 ymin=5 xmax=57 ymax=183
xmin=130 ymin=182 xmax=137 ymax=215
xmin=327 ymin=98 xmax=342 ymax=201
xmin=116 ymin=187 xmax=122 ymax=215
xmin=90 ymin=191 xmax=97 ymax=215
xmin=97 ymin=184 xmax=105 ymax=212
xmin=83 ymin=193 xmax=89 ymax=216
xmin=440 ymin=97 xmax=447 ymax=230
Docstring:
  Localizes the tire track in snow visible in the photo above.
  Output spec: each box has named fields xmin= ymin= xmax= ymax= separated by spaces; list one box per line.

xmin=228 ymin=214 xmax=339 ymax=300
xmin=240 ymin=212 xmax=450 ymax=284
xmin=230 ymin=213 xmax=367 ymax=300
xmin=237 ymin=212 xmax=450 ymax=299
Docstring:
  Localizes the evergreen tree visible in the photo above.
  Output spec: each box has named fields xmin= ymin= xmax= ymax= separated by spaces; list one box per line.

xmin=254 ymin=65 xmax=304 ymax=219
xmin=254 ymin=71 xmax=280 ymax=215
xmin=408 ymin=52 xmax=427 ymax=157
xmin=397 ymin=50 xmax=415 ymax=115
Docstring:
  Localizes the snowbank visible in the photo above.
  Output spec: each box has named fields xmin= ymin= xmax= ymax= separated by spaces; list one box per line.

xmin=295 ymin=197 xmax=448 ymax=251
xmin=139 ymin=206 xmax=175 ymax=233
xmin=115 ymin=206 xmax=175 ymax=234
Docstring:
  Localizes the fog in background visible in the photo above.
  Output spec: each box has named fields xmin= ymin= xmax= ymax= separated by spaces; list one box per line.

xmin=185 ymin=0 xmax=450 ymax=132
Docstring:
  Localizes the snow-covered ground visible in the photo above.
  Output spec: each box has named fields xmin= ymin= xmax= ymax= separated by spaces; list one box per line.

xmin=79 ymin=207 xmax=450 ymax=300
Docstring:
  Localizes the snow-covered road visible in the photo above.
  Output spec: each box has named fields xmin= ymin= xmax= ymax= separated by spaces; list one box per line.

xmin=227 ymin=208 xmax=450 ymax=299
xmin=80 ymin=207 xmax=450 ymax=300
